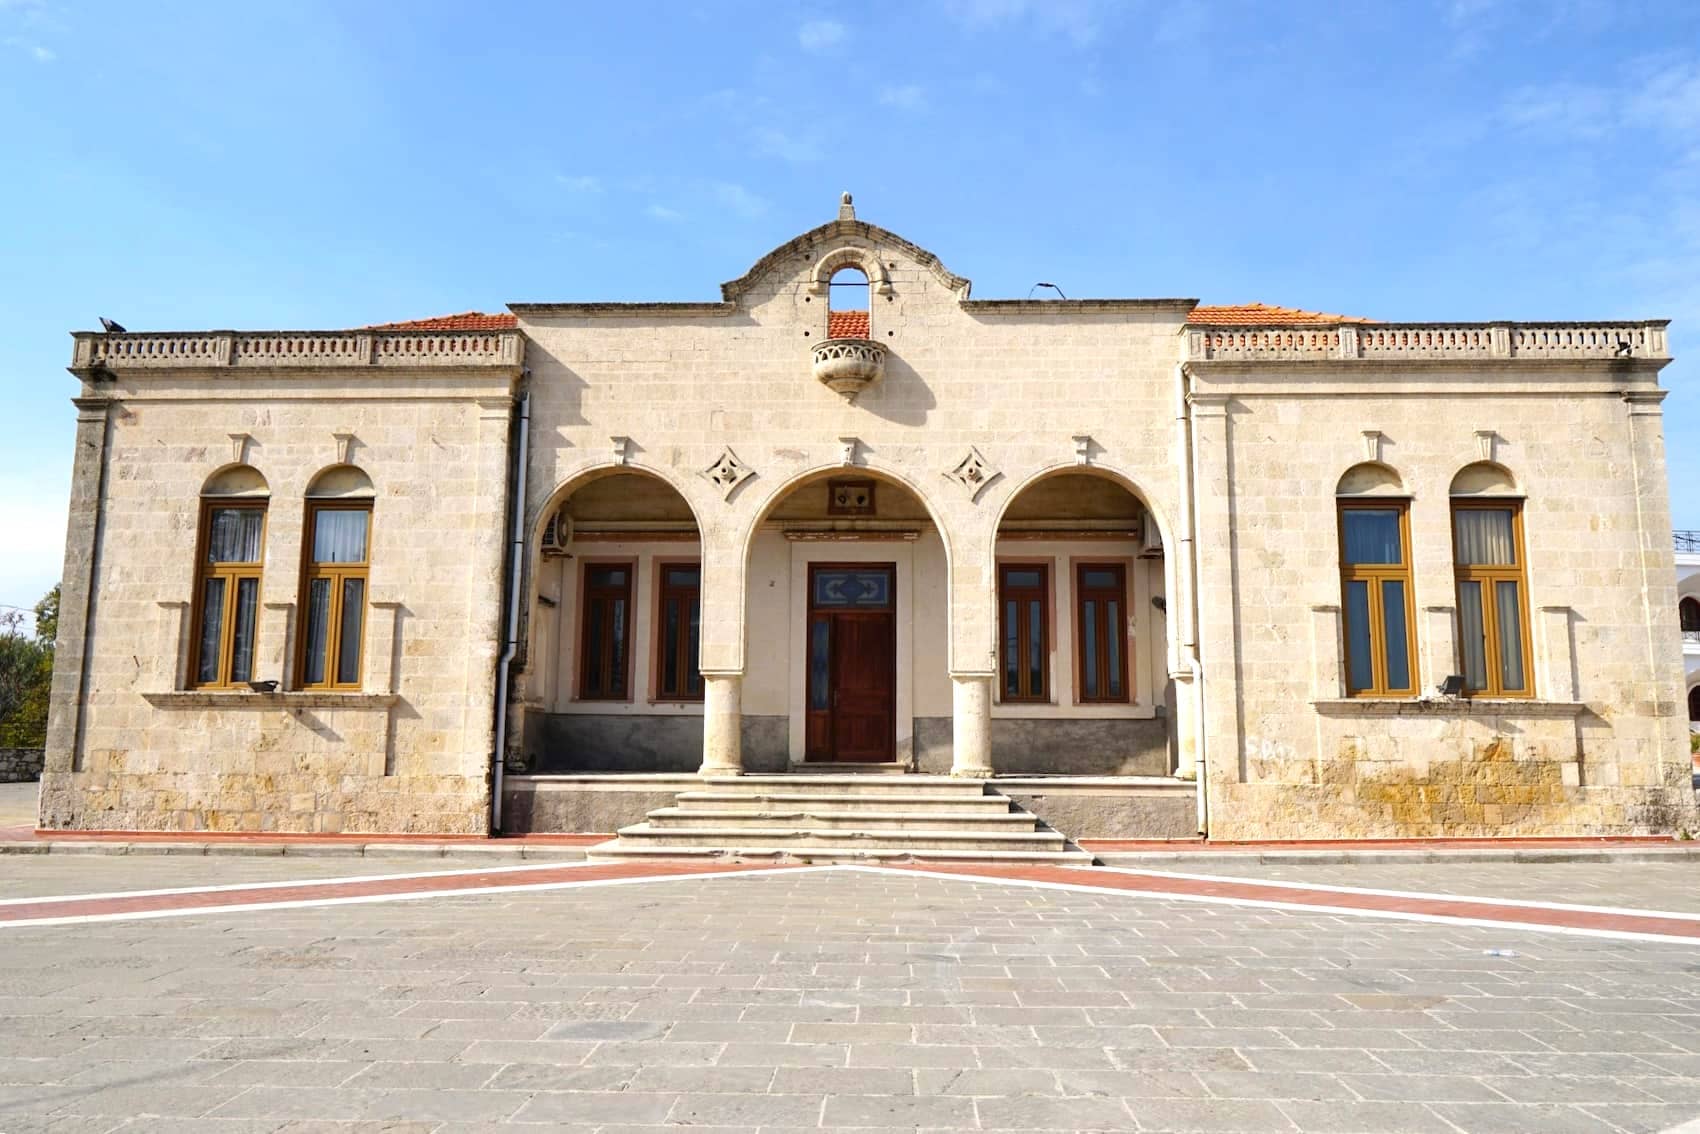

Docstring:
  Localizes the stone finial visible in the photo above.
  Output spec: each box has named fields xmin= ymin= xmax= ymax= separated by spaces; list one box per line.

xmin=838 ymin=192 xmax=856 ymax=222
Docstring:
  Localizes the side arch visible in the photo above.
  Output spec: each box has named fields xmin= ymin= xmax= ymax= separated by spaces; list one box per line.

xmin=1336 ymin=461 xmax=1405 ymax=497
xmin=1450 ymin=460 xmax=1520 ymax=496
xmin=201 ymin=463 xmax=269 ymax=498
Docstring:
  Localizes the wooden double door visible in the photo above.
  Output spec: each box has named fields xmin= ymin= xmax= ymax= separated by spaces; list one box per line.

xmin=805 ymin=563 xmax=896 ymax=763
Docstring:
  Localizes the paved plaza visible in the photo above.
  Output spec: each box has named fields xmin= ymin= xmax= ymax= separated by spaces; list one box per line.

xmin=0 ymin=857 xmax=1694 ymax=1132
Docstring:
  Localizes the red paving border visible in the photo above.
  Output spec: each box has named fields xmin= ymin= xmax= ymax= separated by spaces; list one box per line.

xmin=897 ymin=863 xmax=1700 ymax=941
xmin=1 ymin=858 xmax=1698 ymax=941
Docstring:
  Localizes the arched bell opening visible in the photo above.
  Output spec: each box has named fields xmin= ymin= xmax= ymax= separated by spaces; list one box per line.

xmin=989 ymin=469 xmax=1171 ymax=776
xmin=740 ymin=467 xmax=953 ymax=772
xmin=519 ymin=469 xmax=704 ymax=773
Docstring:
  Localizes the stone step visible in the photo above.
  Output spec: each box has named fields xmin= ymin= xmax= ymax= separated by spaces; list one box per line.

xmin=585 ymin=842 xmax=1097 ymax=866
xmin=610 ymin=824 xmax=1071 ymax=853
xmin=645 ymin=808 xmax=1037 ymax=833
xmin=675 ymin=791 xmax=1014 ymax=813
xmin=697 ymin=775 xmax=988 ymax=797
xmin=784 ymin=762 xmax=910 ymax=775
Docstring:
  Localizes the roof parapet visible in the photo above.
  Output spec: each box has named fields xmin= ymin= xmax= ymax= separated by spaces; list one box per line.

xmin=1186 ymin=321 xmax=1670 ymax=363
xmin=69 ymin=328 xmax=524 ymax=374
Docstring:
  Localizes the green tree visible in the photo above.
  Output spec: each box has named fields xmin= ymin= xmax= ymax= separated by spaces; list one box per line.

xmin=0 ymin=584 xmax=58 ymax=748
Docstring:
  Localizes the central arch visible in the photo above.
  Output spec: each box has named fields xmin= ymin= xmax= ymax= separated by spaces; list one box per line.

xmin=737 ymin=463 xmax=958 ymax=771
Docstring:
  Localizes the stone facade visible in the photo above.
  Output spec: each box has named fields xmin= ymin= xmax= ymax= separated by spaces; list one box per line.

xmin=40 ymin=197 xmax=1698 ymax=839
xmin=0 ymin=749 xmax=44 ymax=783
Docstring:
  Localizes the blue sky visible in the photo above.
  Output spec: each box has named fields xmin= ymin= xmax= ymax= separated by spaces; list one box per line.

xmin=2 ymin=0 xmax=1697 ymax=612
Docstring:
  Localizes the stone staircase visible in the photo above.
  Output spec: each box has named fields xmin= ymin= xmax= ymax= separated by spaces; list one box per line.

xmin=585 ymin=775 xmax=1095 ymax=865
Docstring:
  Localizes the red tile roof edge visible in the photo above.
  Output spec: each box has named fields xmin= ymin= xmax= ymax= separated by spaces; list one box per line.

xmin=365 ymin=311 xmax=518 ymax=331
xmin=1189 ymin=302 xmax=1375 ymax=326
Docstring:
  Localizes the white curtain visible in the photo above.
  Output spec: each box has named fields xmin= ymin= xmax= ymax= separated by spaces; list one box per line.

xmin=313 ymin=510 xmax=368 ymax=564
xmin=1453 ymin=508 xmax=1514 ymax=566
xmin=207 ymin=509 xmax=263 ymax=564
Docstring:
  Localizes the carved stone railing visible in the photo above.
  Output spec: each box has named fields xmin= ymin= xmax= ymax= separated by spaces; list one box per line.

xmin=1187 ymin=321 xmax=1669 ymax=363
xmin=72 ymin=329 xmax=522 ymax=372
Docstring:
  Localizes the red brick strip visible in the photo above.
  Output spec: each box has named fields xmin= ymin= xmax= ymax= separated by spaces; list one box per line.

xmin=898 ymin=864 xmax=1700 ymax=942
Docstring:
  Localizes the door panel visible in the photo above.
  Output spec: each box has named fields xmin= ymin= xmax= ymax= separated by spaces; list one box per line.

xmin=805 ymin=564 xmax=896 ymax=763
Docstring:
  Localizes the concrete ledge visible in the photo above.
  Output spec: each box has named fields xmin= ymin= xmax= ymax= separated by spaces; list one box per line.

xmin=1311 ymin=697 xmax=1588 ymax=718
xmin=141 ymin=691 xmax=400 ymax=710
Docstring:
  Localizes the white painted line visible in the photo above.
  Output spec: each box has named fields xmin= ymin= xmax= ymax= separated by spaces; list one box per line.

xmin=1656 ymin=1116 xmax=1700 ymax=1134
xmin=841 ymin=866 xmax=1700 ymax=947
xmin=1091 ymin=865 xmax=1700 ymax=923
xmin=0 ymin=858 xmax=606 ymax=907
xmin=0 ymin=864 xmax=840 ymax=929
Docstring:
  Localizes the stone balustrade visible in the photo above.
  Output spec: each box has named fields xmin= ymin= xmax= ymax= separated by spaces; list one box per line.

xmin=72 ymin=329 xmax=522 ymax=372
xmin=1187 ymin=321 xmax=1669 ymax=363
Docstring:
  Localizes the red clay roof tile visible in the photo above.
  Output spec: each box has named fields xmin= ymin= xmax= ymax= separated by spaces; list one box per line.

xmin=827 ymin=310 xmax=870 ymax=338
xmin=366 ymin=311 xmax=518 ymax=331
xmin=1190 ymin=302 xmax=1374 ymax=326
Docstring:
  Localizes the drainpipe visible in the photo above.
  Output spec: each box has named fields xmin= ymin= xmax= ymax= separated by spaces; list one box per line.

xmin=1175 ymin=361 xmax=1209 ymax=836
xmin=490 ymin=387 xmax=531 ymax=835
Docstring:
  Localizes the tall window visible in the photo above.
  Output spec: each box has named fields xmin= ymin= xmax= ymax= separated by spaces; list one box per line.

xmin=579 ymin=562 xmax=633 ymax=700
xmin=999 ymin=563 xmax=1049 ymax=702
xmin=299 ymin=502 xmax=371 ymax=689
xmin=1453 ymin=501 xmax=1531 ymax=697
xmin=1339 ymin=502 xmax=1417 ymax=697
xmin=655 ymin=563 xmax=702 ymax=701
xmin=1075 ymin=562 xmax=1129 ymax=703
xmin=1682 ymin=598 xmax=1700 ymax=634
xmin=192 ymin=502 xmax=266 ymax=687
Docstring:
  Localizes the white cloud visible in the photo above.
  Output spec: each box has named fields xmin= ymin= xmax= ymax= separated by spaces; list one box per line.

xmin=1500 ymin=81 xmax=1614 ymax=137
xmin=940 ymin=0 xmax=1101 ymax=46
xmin=752 ymin=126 xmax=820 ymax=163
xmin=798 ymin=19 xmax=846 ymax=52
xmin=555 ymin=174 xmax=602 ymax=193
xmin=1502 ymin=59 xmax=1700 ymax=143
xmin=711 ymin=182 xmax=768 ymax=218
xmin=878 ymin=84 xmax=925 ymax=110
xmin=4 ymin=35 xmax=53 ymax=62
xmin=646 ymin=204 xmax=683 ymax=222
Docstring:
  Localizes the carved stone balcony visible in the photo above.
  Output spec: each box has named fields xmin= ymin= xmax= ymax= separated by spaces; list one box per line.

xmin=812 ymin=337 xmax=887 ymax=398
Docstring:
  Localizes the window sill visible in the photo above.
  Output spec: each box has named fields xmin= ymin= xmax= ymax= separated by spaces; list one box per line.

xmin=142 ymin=691 xmax=399 ymax=710
xmin=1311 ymin=697 xmax=1585 ymax=718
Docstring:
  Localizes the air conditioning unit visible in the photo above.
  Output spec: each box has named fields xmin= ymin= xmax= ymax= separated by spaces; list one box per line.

xmin=540 ymin=510 xmax=573 ymax=557
xmin=1139 ymin=508 xmax=1164 ymax=557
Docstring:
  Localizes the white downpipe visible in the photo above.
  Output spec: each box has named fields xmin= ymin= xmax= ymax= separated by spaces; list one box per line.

xmin=490 ymin=389 xmax=531 ymax=834
xmin=1175 ymin=361 xmax=1208 ymax=836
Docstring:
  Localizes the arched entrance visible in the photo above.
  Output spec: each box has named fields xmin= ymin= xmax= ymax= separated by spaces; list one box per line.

xmin=518 ymin=469 xmax=703 ymax=772
xmin=989 ymin=469 xmax=1171 ymax=775
xmin=741 ymin=468 xmax=952 ymax=771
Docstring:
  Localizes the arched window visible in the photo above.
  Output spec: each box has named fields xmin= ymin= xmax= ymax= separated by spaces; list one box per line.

xmin=826 ymin=265 xmax=870 ymax=339
xmin=1681 ymin=597 xmax=1700 ymax=634
xmin=299 ymin=466 xmax=373 ymax=689
xmin=191 ymin=466 xmax=269 ymax=688
xmin=1450 ymin=463 xmax=1530 ymax=697
xmin=1336 ymin=463 xmax=1416 ymax=697
xmin=1689 ymin=685 xmax=1700 ymax=723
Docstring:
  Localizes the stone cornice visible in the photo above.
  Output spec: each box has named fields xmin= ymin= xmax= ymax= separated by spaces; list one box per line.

xmin=963 ymin=298 xmax=1198 ymax=315
xmin=508 ymin=302 xmax=736 ymax=318
xmin=68 ymin=329 xmax=524 ymax=377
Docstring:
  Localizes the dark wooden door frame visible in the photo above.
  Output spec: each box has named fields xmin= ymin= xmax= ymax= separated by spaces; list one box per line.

xmin=804 ymin=562 xmax=897 ymax=763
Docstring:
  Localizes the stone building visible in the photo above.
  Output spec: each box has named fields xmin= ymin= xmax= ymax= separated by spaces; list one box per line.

xmin=39 ymin=196 xmax=1697 ymax=849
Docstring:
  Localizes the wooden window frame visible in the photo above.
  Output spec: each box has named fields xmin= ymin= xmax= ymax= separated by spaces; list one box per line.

xmin=1451 ymin=498 xmax=1534 ymax=699
xmin=188 ymin=498 xmax=267 ymax=690
xmin=997 ymin=560 xmax=1052 ymax=704
xmin=1073 ymin=558 xmax=1133 ymax=705
xmin=576 ymin=557 xmax=636 ymax=702
xmin=296 ymin=500 xmax=372 ymax=692
xmin=1338 ymin=500 xmax=1419 ymax=698
xmin=651 ymin=557 xmax=703 ymax=703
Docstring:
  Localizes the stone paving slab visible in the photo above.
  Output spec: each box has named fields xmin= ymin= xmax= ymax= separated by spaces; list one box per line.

xmin=0 ymin=864 xmax=1696 ymax=1131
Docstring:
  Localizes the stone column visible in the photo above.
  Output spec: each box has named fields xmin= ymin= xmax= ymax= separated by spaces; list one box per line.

xmin=700 ymin=672 xmax=743 ymax=775
xmin=949 ymin=672 xmax=994 ymax=777
xmin=44 ymin=396 xmax=113 ymax=778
